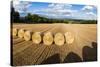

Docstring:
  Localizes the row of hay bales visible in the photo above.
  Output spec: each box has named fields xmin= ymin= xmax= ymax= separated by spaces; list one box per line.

xmin=12 ymin=28 xmax=74 ymax=46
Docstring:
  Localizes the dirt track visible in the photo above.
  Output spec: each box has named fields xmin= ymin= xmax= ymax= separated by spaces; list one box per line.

xmin=12 ymin=24 xmax=97 ymax=66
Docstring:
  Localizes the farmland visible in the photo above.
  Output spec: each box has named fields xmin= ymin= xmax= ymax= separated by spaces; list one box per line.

xmin=12 ymin=23 xmax=97 ymax=66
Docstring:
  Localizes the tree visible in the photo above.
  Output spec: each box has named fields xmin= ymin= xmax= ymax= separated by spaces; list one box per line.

xmin=25 ymin=13 xmax=33 ymax=23
xmin=11 ymin=1 xmax=20 ymax=22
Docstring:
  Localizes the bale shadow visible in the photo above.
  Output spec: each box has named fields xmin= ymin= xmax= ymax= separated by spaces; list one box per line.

xmin=41 ymin=53 xmax=60 ymax=64
xmin=40 ymin=42 xmax=97 ymax=65
xmin=82 ymin=42 xmax=97 ymax=61
xmin=63 ymin=52 xmax=82 ymax=63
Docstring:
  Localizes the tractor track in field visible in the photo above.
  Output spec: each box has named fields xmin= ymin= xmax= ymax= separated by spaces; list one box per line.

xmin=12 ymin=24 xmax=97 ymax=66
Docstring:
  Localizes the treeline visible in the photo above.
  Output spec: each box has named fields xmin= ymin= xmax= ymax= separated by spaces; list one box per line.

xmin=73 ymin=20 xmax=97 ymax=24
xmin=11 ymin=5 xmax=97 ymax=24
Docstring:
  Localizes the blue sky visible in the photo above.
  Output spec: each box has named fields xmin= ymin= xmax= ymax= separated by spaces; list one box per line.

xmin=13 ymin=1 xmax=97 ymax=20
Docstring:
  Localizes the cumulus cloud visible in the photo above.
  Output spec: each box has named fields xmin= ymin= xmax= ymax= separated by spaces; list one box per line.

xmin=48 ymin=3 xmax=55 ymax=7
xmin=79 ymin=5 xmax=97 ymax=20
xmin=13 ymin=0 xmax=20 ymax=6
xmin=38 ymin=3 xmax=74 ymax=18
xmin=48 ymin=3 xmax=72 ymax=10
xmin=13 ymin=0 xmax=32 ymax=13
xmin=86 ymin=12 xmax=97 ymax=20
xmin=71 ymin=11 xmax=97 ymax=20
xmin=86 ymin=12 xmax=96 ymax=16
xmin=82 ymin=5 xmax=94 ymax=12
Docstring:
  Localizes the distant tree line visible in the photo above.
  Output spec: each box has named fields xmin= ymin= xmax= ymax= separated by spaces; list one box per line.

xmin=78 ymin=20 xmax=97 ymax=24
xmin=11 ymin=5 xmax=97 ymax=24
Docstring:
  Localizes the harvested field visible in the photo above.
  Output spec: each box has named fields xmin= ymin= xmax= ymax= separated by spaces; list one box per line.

xmin=11 ymin=23 xmax=97 ymax=66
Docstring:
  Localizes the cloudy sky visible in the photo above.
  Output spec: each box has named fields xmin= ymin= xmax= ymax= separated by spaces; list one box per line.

xmin=13 ymin=1 xmax=97 ymax=20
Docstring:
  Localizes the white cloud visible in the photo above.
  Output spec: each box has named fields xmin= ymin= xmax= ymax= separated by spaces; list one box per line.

xmin=48 ymin=3 xmax=72 ymax=10
xmin=86 ymin=12 xmax=97 ymax=20
xmin=13 ymin=0 xmax=20 ymax=6
xmin=13 ymin=0 xmax=32 ymax=13
xmin=38 ymin=3 xmax=73 ymax=18
xmin=79 ymin=5 xmax=97 ymax=20
xmin=82 ymin=5 xmax=94 ymax=12
xmin=71 ymin=10 xmax=97 ymax=20
xmin=86 ymin=12 xmax=96 ymax=16
xmin=48 ymin=3 xmax=55 ymax=7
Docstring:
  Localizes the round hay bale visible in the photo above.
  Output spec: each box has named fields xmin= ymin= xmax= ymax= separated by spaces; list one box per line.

xmin=12 ymin=28 xmax=18 ymax=36
xmin=24 ymin=31 xmax=32 ymax=41
xmin=32 ymin=32 xmax=41 ymax=44
xmin=18 ymin=29 xmax=25 ymax=38
xmin=64 ymin=32 xmax=74 ymax=44
xmin=54 ymin=33 xmax=65 ymax=46
xmin=43 ymin=32 xmax=53 ymax=46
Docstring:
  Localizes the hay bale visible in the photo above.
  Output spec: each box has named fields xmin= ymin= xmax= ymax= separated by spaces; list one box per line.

xmin=24 ymin=31 xmax=32 ymax=41
xmin=54 ymin=33 xmax=65 ymax=46
xmin=64 ymin=32 xmax=74 ymax=44
xmin=18 ymin=29 xmax=25 ymax=38
xmin=43 ymin=32 xmax=53 ymax=46
xmin=32 ymin=32 xmax=41 ymax=44
xmin=12 ymin=28 xmax=18 ymax=36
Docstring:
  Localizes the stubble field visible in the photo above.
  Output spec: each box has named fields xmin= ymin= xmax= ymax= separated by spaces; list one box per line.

xmin=12 ymin=23 xmax=97 ymax=66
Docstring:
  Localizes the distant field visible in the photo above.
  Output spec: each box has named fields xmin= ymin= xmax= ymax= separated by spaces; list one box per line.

xmin=12 ymin=23 xmax=97 ymax=66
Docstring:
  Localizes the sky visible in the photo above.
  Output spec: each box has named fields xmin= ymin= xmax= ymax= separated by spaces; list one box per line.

xmin=12 ymin=0 xmax=97 ymax=20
